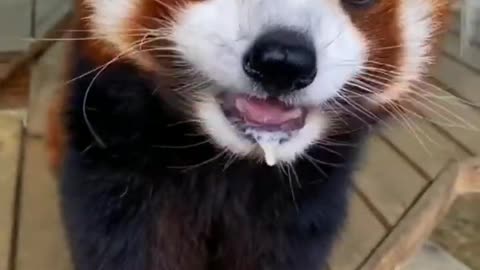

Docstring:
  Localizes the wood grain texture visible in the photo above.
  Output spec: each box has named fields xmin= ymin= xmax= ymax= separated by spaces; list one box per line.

xmin=328 ymin=193 xmax=386 ymax=270
xmin=454 ymin=158 xmax=480 ymax=194
xmin=355 ymin=136 xmax=428 ymax=226
xmin=403 ymin=242 xmax=472 ymax=270
xmin=358 ymin=161 xmax=462 ymax=270
xmin=27 ymin=42 xmax=66 ymax=136
xmin=432 ymin=55 xmax=480 ymax=105
xmin=14 ymin=138 xmax=72 ymax=270
xmin=382 ymin=120 xmax=469 ymax=179
xmin=0 ymin=114 xmax=22 ymax=270
xmin=412 ymin=81 xmax=480 ymax=156
xmin=431 ymin=159 xmax=480 ymax=270
xmin=0 ymin=65 xmax=30 ymax=110
xmin=442 ymin=33 xmax=480 ymax=71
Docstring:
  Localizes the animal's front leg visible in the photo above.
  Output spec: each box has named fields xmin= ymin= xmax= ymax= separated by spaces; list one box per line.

xmin=60 ymin=149 xmax=208 ymax=270
xmin=60 ymin=150 xmax=152 ymax=270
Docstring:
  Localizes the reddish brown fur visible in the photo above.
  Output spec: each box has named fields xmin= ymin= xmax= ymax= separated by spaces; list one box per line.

xmin=46 ymin=40 xmax=74 ymax=174
xmin=347 ymin=1 xmax=402 ymax=91
xmin=46 ymin=87 xmax=69 ymax=174
xmin=72 ymin=0 xmax=185 ymax=69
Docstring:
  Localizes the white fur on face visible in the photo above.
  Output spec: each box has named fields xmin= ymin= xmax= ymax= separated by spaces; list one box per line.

xmin=195 ymin=93 xmax=255 ymax=157
xmin=172 ymin=0 xmax=368 ymax=104
xmin=171 ymin=0 xmax=367 ymax=165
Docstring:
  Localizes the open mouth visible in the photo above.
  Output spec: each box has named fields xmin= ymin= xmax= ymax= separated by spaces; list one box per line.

xmin=216 ymin=93 xmax=310 ymax=166
xmin=218 ymin=93 xmax=308 ymax=134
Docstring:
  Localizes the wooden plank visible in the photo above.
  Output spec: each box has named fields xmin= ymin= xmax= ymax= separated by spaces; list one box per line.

xmin=453 ymin=158 xmax=480 ymax=195
xmin=27 ymin=41 xmax=66 ymax=135
xmin=329 ymin=192 xmax=387 ymax=270
xmin=358 ymin=160 xmax=465 ymax=270
xmin=404 ymin=242 xmax=472 ymax=270
xmin=382 ymin=120 xmax=469 ymax=179
xmin=421 ymin=97 xmax=480 ymax=155
xmin=443 ymin=34 xmax=480 ymax=71
xmin=15 ymin=138 xmax=72 ymax=270
xmin=0 ymin=65 xmax=30 ymax=110
xmin=0 ymin=114 xmax=22 ymax=270
xmin=431 ymin=159 xmax=480 ymax=270
xmin=0 ymin=53 xmax=23 ymax=82
xmin=409 ymin=77 xmax=480 ymax=156
xmin=432 ymin=55 xmax=480 ymax=105
xmin=355 ymin=136 xmax=428 ymax=226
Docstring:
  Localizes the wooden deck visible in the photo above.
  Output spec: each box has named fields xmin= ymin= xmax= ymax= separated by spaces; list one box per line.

xmin=1 ymin=31 xmax=480 ymax=270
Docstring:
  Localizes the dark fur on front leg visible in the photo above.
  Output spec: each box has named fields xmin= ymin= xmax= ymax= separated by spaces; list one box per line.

xmin=60 ymin=149 xmax=152 ymax=270
xmin=60 ymin=148 xmax=356 ymax=270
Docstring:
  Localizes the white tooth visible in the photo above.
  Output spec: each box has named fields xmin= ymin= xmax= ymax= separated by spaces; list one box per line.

xmin=289 ymin=108 xmax=302 ymax=119
xmin=235 ymin=98 xmax=248 ymax=113
xmin=279 ymin=108 xmax=302 ymax=122
xmin=259 ymin=141 xmax=277 ymax=166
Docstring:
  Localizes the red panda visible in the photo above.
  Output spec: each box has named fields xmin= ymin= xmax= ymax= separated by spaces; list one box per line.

xmin=47 ymin=0 xmax=450 ymax=269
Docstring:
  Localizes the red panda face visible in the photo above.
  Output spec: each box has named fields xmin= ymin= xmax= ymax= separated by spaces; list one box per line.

xmin=81 ymin=0 xmax=449 ymax=166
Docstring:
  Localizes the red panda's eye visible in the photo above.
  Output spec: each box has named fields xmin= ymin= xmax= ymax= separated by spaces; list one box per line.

xmin=342 ymin=0 xmax=377 ymax=9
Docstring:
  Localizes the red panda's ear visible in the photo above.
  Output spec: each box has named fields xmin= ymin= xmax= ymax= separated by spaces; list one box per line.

xmin=74 ymin=0 xmax=178 ymax=72
xmin=71 ymin=1 xmax=120 ymax=66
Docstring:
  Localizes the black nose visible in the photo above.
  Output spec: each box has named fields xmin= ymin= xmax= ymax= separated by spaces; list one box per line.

xmin=243 ymin=29 xmax=317 ymax=96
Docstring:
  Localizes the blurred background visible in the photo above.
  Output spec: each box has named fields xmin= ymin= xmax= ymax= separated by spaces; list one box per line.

xmin=0 ymin=0 xmax=478 ymax=270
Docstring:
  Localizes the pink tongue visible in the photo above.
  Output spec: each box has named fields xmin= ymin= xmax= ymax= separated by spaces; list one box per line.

xmin=235 ymin=96 xmax=302 ymax=125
